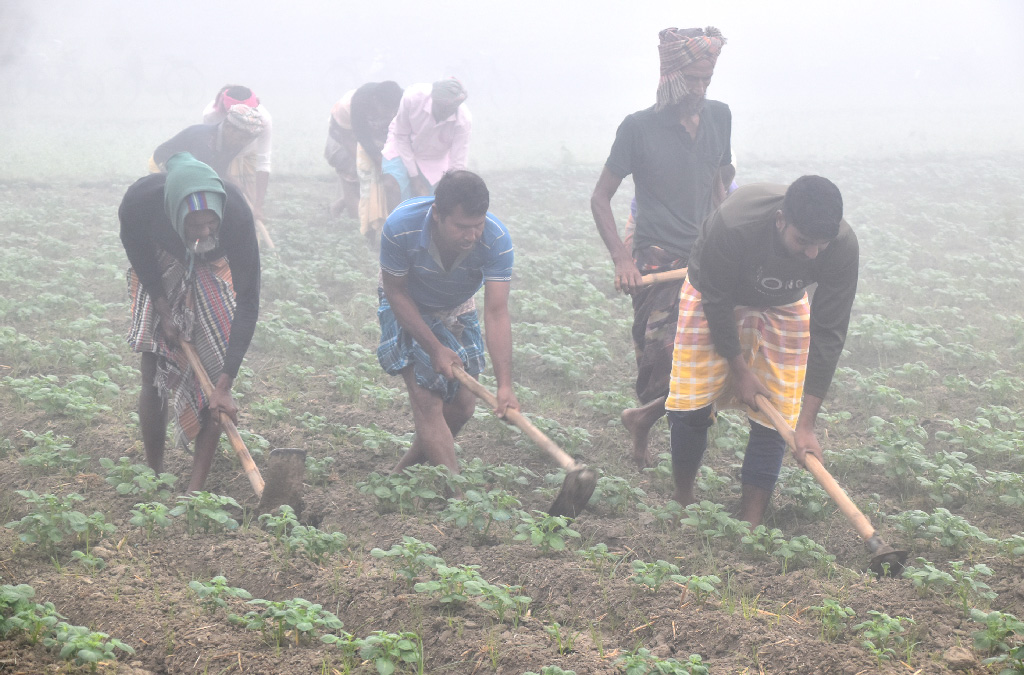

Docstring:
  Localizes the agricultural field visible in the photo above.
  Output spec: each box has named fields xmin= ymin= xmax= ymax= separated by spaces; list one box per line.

xmin=1 ymin=154 xmax=1023 ymax=674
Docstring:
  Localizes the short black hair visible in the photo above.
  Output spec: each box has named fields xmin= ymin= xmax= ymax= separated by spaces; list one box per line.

xmin=433 ymin=170 xmax=489 ymax=220
xmin=372 ymin=81 xmax=404 ymax=111
xmin=782 ymin=175 xmax=843 ymax=239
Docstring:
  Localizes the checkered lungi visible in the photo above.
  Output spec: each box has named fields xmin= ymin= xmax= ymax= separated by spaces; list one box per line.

xmin=377 ymin=292 xmax=485 ymax=402
xmin=666 ymin=278 xmax=810 ymax=429
xmin=631 ymin=246 xmax=687 ymax=404
xmin=127 ymin=251 xmax=235 ymax=446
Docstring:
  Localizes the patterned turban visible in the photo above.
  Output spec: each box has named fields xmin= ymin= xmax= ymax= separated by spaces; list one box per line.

xmin=656 ymin=26 xmax=726 ymax=111
xmin=224 ymin=104 xmax=266 ymax=137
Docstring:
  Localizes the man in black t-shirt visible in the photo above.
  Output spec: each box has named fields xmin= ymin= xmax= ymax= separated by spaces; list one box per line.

xmin=666 ymin=176 xmax=859 ymax=526
xmin=591 ymin=26 xmax=734 ymax=468
xmin=152 ymin=105 xmax=265 ymax=179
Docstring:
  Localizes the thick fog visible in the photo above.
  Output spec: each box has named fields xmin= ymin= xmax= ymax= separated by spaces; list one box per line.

xmin=1 ymin=0 xmax=1022 ymax=179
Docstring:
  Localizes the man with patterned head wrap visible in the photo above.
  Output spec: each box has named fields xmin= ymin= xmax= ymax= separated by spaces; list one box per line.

xmin=120 ymin=152 xmax=261 ymax=492
xmin=592 ymin=26 xmax=734 ymax=469
xmin=152 ymin=103 xmax=272 ymax=249
xmin=153 ymin=104 xmax=266 ymax=178
xmin=380 ymin=77 xmax=472 ymax=213
xmin=202 ymin=85 xmax=274 ymax=222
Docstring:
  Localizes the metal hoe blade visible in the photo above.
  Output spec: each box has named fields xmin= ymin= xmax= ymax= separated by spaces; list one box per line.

xmin=257 ymin=448 xmax=307 ymax=516
xmin=548 ymin=466 xmax=597 ymax=518
xmin=867 ymin=534 xmax=909 ymax=577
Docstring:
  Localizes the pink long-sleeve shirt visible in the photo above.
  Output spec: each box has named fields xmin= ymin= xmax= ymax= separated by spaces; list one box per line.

xmin=380 ymin=82 xmax=472 ymax=186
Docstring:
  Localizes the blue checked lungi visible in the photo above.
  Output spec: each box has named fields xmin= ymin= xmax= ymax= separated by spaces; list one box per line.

xmin=376 ymin=290 xmax=485 ymax=402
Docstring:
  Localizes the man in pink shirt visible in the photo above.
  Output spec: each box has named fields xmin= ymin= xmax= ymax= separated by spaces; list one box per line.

xmin=381 ymin=78 xmax=472 ymax=212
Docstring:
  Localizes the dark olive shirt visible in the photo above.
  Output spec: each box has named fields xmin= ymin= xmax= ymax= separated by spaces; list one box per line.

xmin=688 ymin=183 xmax=859 ymax=398
xmin=153 ymin=124 xmax=239 ymax=178
xmin=118 ymin=173 xmax=260 ymax=378
xmin=605 ymin=101 xmax=732 ymax=260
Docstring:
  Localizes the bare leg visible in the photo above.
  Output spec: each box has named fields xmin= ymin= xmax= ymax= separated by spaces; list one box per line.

xmin=442 ymin=381 xmax=476 ymax=438
xmin=138 ymin=352 xmax=168 ymax=474
xmin=187 ymin=413 xmax=222 ymax=493
xmin=738 ymin=484 xmax=773 ymax=527
xmin=621 ymin=395 xmax=667 ymax=468
xmin=392 ymin=369 xmax=464 ymax=474
xmin=330 ymin=174 xmax=359 ymax=217
xmin=671 ymin=461 xmax=701 ymax=508
xmin=342 ymin=178 xmax=359 ymax=216
xmin=382 ymin=174 xmax=402 ymax=214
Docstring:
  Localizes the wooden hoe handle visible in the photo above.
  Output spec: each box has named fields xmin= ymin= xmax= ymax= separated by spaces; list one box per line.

xmin=180 ymin=342 xmax=265 ymax=497
xmin=451 ymin=368 xmax=579 ymax=471
xmin=754 ymin=394 xmax=876 ymax=542
xmin=639 ymin=268 xmax=688 ymax=287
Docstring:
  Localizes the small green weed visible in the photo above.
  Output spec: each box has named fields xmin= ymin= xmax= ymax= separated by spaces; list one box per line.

xmin=617 ymin=647 xmax=710 ymax=674
xmin=807 ymin=598 xmax=855 ymax=642
xmin=629 ymin=559 xmax=685 ymax=593
xmin=231 ymin=597 xmax=344 ymax=648
xmin=853 ymin=611 xmax=915 ymax=664
xmin=188 ymin=576 xmax=252 ymax=611
xmin=514 ymin=511 xmax=581 ymax=554
xmin=370 ymin=537 xmax=444 ymax=583
xmin=42 ymin=622 xmax=135 ymax=670
xmin=100 ymin=457 xmax=177 ymax=499
xmin=169 ymin=492 xmax=242 ymax=534
xmin=129 ymin=502 xmax=173 ymax=540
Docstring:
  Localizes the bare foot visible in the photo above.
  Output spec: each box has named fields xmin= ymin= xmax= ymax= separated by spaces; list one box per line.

xmin=671 ymin=488 xmax=697 ymax=509
xmin=621 ymin=406 xmax=653 ymax=468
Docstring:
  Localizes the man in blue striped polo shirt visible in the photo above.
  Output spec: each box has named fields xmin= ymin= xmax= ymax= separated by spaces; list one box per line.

xmin=377 ymin=170 xmax=518 ymax=474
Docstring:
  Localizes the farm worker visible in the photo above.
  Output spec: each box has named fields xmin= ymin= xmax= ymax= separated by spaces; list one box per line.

xmin=591 ymin=27 xmax=734 ymax=469
xmin=380 ymin=78 xmax=471 ymax=212
xmin=377 ymin=170 xmax=517 ymax=474
xmin=665 ymin=176 xmax=859 ymax=526
xmin=119 ymin=152 xmax=261 ymax=493
xmin=201 ymin=85 xmax=273 ymax=223
xmin=325 ymin=81 xmax=404 ymax=247
xmin=152 ymin=104 xmax=266 ymax=183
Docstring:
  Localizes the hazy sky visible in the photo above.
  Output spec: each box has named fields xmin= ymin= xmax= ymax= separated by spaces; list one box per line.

xmin=2 ymin=0 xmax=1022 ymax=174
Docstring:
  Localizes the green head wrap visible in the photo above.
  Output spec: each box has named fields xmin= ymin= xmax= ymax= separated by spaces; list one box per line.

xmin=163 ymin=152 xmax=226 ymax=244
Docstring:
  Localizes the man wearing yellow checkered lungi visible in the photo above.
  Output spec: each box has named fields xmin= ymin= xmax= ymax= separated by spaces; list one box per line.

xmin=665 ymin=176 xmax=859 ymax=525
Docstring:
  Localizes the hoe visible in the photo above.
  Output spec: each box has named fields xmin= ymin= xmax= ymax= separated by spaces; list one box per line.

xmin=452 ymin=367 xmax=596 ymax=518
xmin=181 ymin=342 xmax=306 ymax=515
xmin=638 ymin=268 xmax=908 ymax=575
xmin=756 ymin=394 xmax=908 ymax=576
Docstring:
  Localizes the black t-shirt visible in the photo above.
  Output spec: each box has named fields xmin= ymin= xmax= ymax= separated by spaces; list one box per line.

xmin=605 ymin=101 xmax=732 ymax=260
xmin=153 ymin=124 xmax=238 ymax=178
xmin=689 ymin=183 xmax=859 ymax=399
xmin=118 ymin=173 xmax=260 ymax=378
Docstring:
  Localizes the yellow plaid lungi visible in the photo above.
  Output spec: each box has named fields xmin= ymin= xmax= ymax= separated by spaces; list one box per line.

xmin=666 ymin=278 xmax=810 ymax=429
xmin=356 ymin=144 xmax=388 ymax=242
